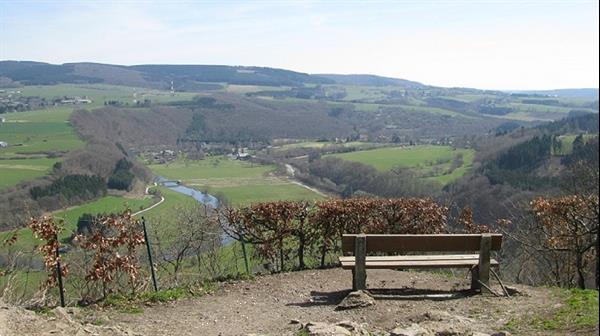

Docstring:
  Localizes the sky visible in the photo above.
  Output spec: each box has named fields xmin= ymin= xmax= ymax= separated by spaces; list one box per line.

xmin=0 ymin=0 xmax=598 ymax=90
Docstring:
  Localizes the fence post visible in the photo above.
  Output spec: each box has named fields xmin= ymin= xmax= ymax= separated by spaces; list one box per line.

xmin=142 ymin=217 xmax=158 ymax=292
xmin=55 ymin=234 xmax=65 ymax=307
xmin=240 ymin=235 xmax=250 ymax=275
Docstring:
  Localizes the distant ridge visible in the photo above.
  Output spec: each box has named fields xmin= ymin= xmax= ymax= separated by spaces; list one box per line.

xmin=508 ymin=88 xmax=599 ymax=99
xmin=0 ymin=61 xmax=596 ymax=96
xmin=0 ymin=61 xmax=334 ymax=89
xmin=316 ymin=73 xmax=427 ymax=88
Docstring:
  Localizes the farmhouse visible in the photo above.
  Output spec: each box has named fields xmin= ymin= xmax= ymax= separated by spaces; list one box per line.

xmin=236 ymin=152 xmax=251 ymax=160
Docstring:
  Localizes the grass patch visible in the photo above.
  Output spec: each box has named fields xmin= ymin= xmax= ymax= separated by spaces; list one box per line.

xmin=505 ymin=288 xmax=599 ymax=334
xmin=553 ymin=134 xmax=598 ymax=155
xmin=207 ymin=183 xmax=324 ymax=205
xmin=102 ymin=282 xmax=216 ymax=314
xmin=149 ymin=156 xmax=273 ymax=180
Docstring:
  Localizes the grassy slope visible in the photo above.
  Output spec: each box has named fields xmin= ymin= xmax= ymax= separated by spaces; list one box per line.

xmin=1 ymin=196 xmax=154 ymax=252
xmin=328 ymin=145 xmax=475 ymax=185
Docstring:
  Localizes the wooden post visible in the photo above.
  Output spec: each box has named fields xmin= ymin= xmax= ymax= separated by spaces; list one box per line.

xmin=478 ymin=233 xmax=492 ymax=294
xmin=353 ymin=234 xmax=367 ymax=290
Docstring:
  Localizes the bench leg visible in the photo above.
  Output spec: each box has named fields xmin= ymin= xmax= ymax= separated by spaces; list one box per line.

xmin=478 ymin=234 xmax=492 ymax=294
xmin=352 ymin=268 xmax=367 ymax=291
xmin=353 ymin=235 xmax=367 ymax=291
xmin=470 ymin=265 xmax=480 ymax=290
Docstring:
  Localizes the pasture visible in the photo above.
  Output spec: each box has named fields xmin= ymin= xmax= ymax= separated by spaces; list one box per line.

xmin=16 ymin=84 xmax=198 ymax=108
xmin=149 ymin=156 xmax=324 ymax=205
xmin=328 ymin=145 xmax=475 ymax=185
xmin=0 ymin=158 xmax=59 ymax=189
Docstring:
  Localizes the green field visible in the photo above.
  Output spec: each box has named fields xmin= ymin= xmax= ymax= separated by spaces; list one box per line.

xmin=554 ymin=134 xmax=599 ymax=155
xmin=0 ymin=105 xmax=84 ymax=189
xmin=149 ymin=156 xmax=324 ymax=205
xmin=1 ymin=195 xmax=155 ymax=252
xmin=328 ymin=145 xmax=475 ymax=185
xmin=0 ymin=157 xmax=60 ymax=189
xmin=0 ymin=84 xmax=200 ymax=190
xmin=15 ymin=84 xmax=198 ymax=108
xmin=278 ymin=141 xmax=372 ymax=150
xmin=150 ymin=156 xmax=273 ymax=180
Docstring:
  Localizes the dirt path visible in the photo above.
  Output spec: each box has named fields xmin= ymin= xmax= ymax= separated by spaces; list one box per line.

xmin=2 ymin=268 xmax=571 ymax=336
xmin=285 ymin=164 xmax=328 ymax=197
xmin=131 ymin=195 xmax=164 ymax=217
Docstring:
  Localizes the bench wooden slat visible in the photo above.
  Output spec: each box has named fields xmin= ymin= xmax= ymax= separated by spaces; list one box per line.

xmin=339 ymin=254 xmax=482 ymax=262
xmin=342 ymin=234 xmax=502 ymax=253
xmin=340 ymin=257 xmax=499 ymax=269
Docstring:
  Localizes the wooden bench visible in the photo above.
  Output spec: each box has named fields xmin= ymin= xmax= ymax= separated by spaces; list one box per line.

xmin=340 ymin=234 xmax=502 ymax=293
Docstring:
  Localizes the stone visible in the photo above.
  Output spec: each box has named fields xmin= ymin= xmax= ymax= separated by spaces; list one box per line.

xmin=504 ymin=286 xmax=526 ymax=297
xmin=336 ymin=290 xmax=375 ymax=310
xmin=390 ymin=323 xmax=431 ymax=336
xmin=305 ymin=322 xmax=352 ymax=336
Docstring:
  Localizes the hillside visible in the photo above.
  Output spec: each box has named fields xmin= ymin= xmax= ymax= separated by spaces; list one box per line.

xmin=316 ymin=73 xmax=427 ymax=88
xmin=0 ymin=61 xmax=333 ymax=89
xmin=2 ymin=268 xmax=596 ymax=336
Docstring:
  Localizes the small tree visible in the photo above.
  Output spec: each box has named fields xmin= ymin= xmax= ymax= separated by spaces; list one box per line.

xmin=28 ymin=216 xmax=68 ymax=303
xmin=531 ymin=194 xmax=599 ymax=289
xmin=74 ymin=209 xmax=145 ymax=299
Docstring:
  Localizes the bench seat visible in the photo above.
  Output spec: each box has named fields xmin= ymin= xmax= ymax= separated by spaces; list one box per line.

xmin=339 ymin=254 xmax=499 ymax=269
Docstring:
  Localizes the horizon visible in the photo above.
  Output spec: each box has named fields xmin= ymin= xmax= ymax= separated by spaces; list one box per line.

xmin=2 ymin=59 xmax=599 ymax=92
xmin=1 ymin=0 xmax=599 ymax=90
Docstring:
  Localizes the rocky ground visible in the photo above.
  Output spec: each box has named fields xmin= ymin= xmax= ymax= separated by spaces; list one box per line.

xmin=1 ymin=268 xmax=596 ymax=336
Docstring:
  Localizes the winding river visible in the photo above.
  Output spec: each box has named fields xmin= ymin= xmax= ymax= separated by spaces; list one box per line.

xmin=156 ymin=177 xmax=219 ymax=208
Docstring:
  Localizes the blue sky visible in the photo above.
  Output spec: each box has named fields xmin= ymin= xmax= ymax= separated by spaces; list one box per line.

xmin=0 ymin=0 xmax=598 ymax=89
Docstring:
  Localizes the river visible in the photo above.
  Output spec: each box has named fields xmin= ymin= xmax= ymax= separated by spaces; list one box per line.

xmin=156 ymin=177 xmax=219 ymax=208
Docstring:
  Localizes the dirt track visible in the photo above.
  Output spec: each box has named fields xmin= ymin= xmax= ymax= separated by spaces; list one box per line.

xmin=0 ymin=268 xmax=579 ymax=336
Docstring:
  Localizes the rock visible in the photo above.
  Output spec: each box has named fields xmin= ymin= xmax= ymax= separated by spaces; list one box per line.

xmin=504 ymin=286 xmax=526 ymax=297
xmin=390 ymin=323 xmax=430 ymax=336
xmin=305 ymin=322 xmax=352 ymax=336
xmin=336 ymin=290 xmax=375 ymax=310
xmin=472 ymin=333 xmax=490 ymax=336
xmin=336 ymin=321 xmax=371 ymax=335
xmin=491 ymin=332 xmax=512 ymax=336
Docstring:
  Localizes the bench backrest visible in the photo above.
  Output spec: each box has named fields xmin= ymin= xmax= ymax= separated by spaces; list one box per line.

xmin=341 ymin=234 xmax=502 ymax=254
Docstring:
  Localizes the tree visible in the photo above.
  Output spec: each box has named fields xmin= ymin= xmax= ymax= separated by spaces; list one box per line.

xmin=531 ymin=195 xmax=598 ymax=289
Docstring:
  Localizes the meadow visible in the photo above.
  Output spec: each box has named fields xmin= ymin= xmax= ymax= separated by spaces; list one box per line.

xmin=149 ymin=156 xmax=324 ymax=205
xmin=0 ymin=158 xmax=59 ymax=189
xmin=328 ymin=145 xmax=475 ymax=185
xmin=554 ymin=134 xmax=599 ymax=155
xmin=0 ymin=84 xmax=198 ymax=190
